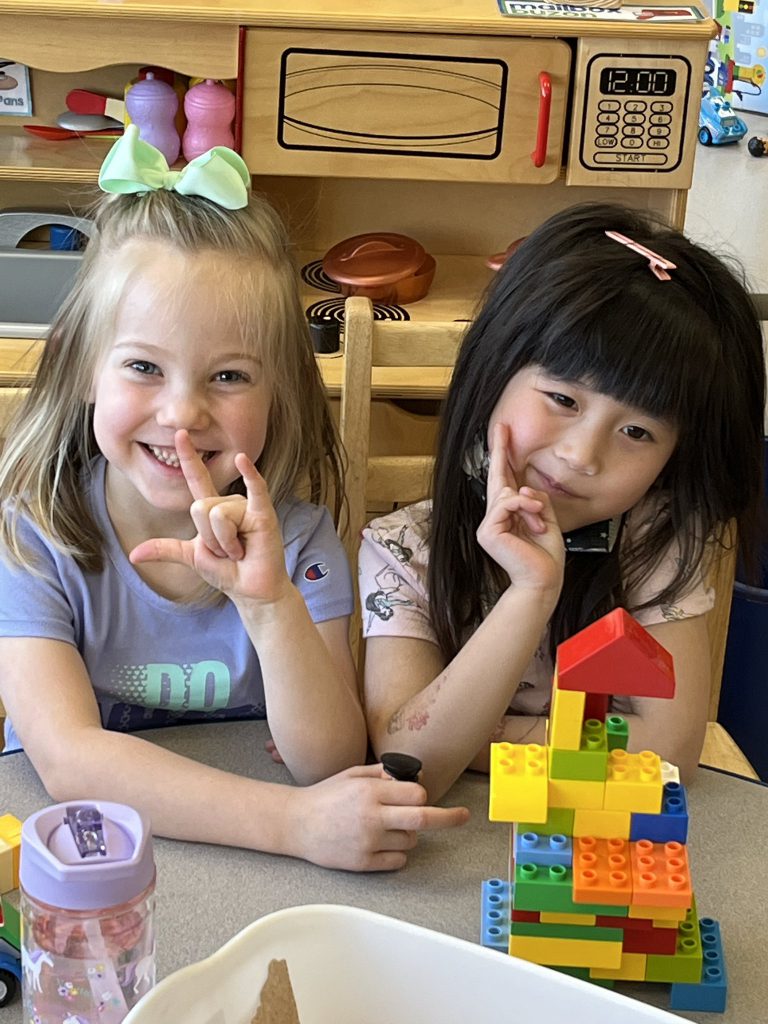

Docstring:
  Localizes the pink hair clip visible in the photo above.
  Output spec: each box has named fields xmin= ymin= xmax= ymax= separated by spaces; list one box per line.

xmin=605 ymin=230 xmax=677 ymax=281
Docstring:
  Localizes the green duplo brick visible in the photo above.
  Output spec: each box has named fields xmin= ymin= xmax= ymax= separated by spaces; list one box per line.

xmin=549 ymin=748 xmax=608 ymax=781
xmin=0 ymin=891 xmax=20 ymax=949
xmin=646 ymin=910 xmax=702 ymax=983
xmin=606 ymin=715 xmax=629 ymax=751
xmin=510 ymin=920 xmax=624 ymax=943
xmin=514 ymin=863 xmax=630 ymax=916
xmin=550 ymin=720 xmax=608 ymax=780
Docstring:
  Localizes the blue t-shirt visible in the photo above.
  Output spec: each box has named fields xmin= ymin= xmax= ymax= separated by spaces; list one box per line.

xmin=0 ymin=457 xmax=353 ymax=750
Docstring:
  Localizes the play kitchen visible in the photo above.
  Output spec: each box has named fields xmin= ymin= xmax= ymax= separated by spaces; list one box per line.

xmin=0 ymin=1 xmax=715 ymax=343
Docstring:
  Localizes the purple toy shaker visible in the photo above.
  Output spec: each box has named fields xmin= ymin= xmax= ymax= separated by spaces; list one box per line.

xmin=20 ymin=801 xmax=156 ymax=1024
xmin=182 ymin=78 xmax=236 ymax=161
xmin=124 ymin=71 xmax=180 ymax=164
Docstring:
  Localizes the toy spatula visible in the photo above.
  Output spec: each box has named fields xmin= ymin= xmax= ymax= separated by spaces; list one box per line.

xmin=66 ymin=89 xmax=126 ymax=122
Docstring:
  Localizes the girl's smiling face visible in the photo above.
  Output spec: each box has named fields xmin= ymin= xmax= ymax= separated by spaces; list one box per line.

xmin=91 ymin=243 xmax=271 ymax=536
xmin=487 ymin=365 xmax=679 ymax=533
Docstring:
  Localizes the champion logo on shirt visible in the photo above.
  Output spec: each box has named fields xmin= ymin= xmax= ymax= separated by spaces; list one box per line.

xmin=304 ymin=561 xmax=329 ymax=582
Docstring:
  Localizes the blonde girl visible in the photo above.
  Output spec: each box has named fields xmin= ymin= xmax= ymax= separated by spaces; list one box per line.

xmin=0 ymin=127 xmax=467 ymax=870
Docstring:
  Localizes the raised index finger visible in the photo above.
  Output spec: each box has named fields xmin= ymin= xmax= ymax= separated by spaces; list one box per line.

xmin=175 ymin=429 xmax=219 ymax=500
xmin=235 ymin=451 xmax=274 ymax=516
xmin=486 ymin=422 xmax=518 ymax=506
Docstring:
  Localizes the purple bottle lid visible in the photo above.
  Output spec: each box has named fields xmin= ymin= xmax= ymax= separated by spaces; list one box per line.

xmin=20 ymin=800 xmax=155 ymax=911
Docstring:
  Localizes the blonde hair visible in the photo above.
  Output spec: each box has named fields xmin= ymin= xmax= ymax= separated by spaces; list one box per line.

xmin=0 ymin=188 xmax=344 ymax=572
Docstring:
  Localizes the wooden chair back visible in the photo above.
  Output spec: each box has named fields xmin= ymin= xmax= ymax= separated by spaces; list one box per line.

xmin=337 ymin=296 xmax=465 ymax=665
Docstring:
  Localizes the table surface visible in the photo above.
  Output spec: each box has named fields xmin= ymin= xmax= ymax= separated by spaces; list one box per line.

xmin=1 ymin=720 xmax=766 ymax=1023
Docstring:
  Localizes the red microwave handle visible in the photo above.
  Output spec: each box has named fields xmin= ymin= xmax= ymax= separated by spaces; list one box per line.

xmin=531 ymin=71 xmax=552 ymax=168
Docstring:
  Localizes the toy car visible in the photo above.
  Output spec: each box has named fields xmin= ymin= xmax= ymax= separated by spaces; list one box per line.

xmin=698 ymin=89 xmax=748 ymax=146
xmin=0 ymin=945 xmax=21 ymax=1008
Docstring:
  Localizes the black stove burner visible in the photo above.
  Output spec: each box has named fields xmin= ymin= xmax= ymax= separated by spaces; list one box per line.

xmin=301 ymin=260 xmax=340 ymax=293
xmin=305 ymin=298 xmax=410 ymax=323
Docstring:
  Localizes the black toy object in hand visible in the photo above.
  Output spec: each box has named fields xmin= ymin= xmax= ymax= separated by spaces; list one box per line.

xmin=381 ymin=752 xmax=423 ymax=782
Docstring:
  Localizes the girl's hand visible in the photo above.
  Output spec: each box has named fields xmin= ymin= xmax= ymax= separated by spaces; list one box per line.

xmin=129 ymin=429 xmax=290 ymax=605
xmin=287 ymin=764 xmax=470 ymax=871
xmin=476 ymin=422 xmax=565 ymax=593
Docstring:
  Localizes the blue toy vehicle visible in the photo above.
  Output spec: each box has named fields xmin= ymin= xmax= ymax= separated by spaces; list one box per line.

xmin=0 ymin=945 xmax=21 ymax=1008
xmin=0 ymin=897 xmax=21 ymax=1007
xmin=698 ymin=89 xmax=748 ymax=146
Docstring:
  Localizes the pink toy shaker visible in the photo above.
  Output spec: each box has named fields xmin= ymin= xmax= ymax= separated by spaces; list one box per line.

xmin=20 ymin=801 xmax=156 ymax=1024
xmin=124 ymin=71 xmax=180 ymax=164
xmin=182 ymin=78 xmax=236 ymax=161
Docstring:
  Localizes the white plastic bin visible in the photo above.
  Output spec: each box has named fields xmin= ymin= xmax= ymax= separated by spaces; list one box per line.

xmin=123 ymin=904 xmax=687 ymax=1024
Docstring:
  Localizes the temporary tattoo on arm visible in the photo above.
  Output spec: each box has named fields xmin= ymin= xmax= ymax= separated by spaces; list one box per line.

xmin=388 ymin=677 xmax=444 ymax=734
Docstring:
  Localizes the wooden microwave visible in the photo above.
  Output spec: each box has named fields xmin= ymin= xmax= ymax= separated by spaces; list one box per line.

xmin=241 ymin=20 xmax=710 ymax=191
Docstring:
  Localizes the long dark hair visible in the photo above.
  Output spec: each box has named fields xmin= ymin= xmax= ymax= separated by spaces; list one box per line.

xmin=428 ymin=202 xmax=765 ymax=662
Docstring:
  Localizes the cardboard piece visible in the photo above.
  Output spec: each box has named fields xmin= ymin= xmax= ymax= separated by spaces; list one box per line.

xmin=252 ymin=959 xmax=301 ymax=1024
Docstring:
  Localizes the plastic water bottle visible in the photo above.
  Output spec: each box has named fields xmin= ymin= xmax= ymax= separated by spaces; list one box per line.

xmin=20 ymin=801 xmax=156 ymax=1024
xmin=182 ymin=78 xmax=235 ymax=160
xmin=125 ymin=71 xmax=180 ymax=164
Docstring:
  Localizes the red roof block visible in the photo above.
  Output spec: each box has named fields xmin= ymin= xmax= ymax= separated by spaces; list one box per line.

xmin=556 ymin=608 xmax=675 ymax=699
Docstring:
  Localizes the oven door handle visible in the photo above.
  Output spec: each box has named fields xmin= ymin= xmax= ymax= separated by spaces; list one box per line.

xmin=531 ymin=71 xmax=552 ymax=168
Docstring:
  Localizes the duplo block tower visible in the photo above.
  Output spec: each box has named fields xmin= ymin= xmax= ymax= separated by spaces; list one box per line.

xmin=481 ymin=608 xmax=727 ymax=1014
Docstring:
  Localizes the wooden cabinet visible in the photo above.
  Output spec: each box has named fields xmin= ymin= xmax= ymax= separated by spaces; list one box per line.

xmin=0 ymin=1 xmax=715 ymax=334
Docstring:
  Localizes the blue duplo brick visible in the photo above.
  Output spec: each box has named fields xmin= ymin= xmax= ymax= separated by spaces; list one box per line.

xmin=669 ymin=918 xmax=727 ymax=1013
xmin=630 ymin=782 xmax=688 ymax=843
xmin=481 ymin=878 xmax=511 ymax=952
xmin=514 ymin=829 xmax=573 ymax=867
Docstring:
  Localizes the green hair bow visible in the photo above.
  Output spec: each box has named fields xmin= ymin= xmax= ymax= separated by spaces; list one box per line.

xmin=98 ymin=124 xmax=251 ymax=210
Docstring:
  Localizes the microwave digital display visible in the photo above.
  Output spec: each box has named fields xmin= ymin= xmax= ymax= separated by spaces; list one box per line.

xmin=599 ymin=67 xmax=677 ymax=96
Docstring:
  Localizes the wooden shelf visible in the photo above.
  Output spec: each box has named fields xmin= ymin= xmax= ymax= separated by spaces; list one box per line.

xmin=0 ymin=127 xmax=114 ymax=182
xmin=0 ymin=252 xmax=487 ymax=391
xmin=0 ymin=336 xmax=452 ymax=399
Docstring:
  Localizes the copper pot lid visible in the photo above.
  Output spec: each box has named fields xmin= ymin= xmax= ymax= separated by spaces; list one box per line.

xmin=486 ymin=236 xmax=527 ymax=271
xmin=323 ymin=232 xmax=426 ymax=287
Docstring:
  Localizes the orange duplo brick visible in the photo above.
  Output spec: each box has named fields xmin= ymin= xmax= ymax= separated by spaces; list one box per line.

xmin=630 ymin=840 xmax=692 ymax=908
xmin=573 ymin=836 xmax=633 ymax=906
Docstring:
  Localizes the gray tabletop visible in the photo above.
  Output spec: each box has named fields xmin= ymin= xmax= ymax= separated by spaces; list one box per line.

xmin=1 ymin=721 xmax=765 ymax=1023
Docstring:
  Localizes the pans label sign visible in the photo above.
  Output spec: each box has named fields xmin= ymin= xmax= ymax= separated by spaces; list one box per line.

xmin=0 ymin=61 xmax=32 ymax=116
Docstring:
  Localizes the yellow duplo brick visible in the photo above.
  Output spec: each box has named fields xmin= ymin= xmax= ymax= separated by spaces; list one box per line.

xmin=0 ymin=839 xmax=14 ymax=895
xmin=573 ymin=807 xmax=631 ymax=838
xmin=591 ymin=953 xmax=648 ymax=981
xmin=548 ymin=776 xmax=604 ymax=810
xmin=548 ymin=675 xmax=585 ymax=751
xmin=653 ymin=918 xmax=682 ymax=929
xmin=628 ymin=903 xmax=687 ymax=922
xmin=0 ymin=815 xmax=21 ymax=890
xmin=509 ymin=934 xmax=623 ymax=969
xmin=0 ymin=814 xmax=21 ymax=844
xmin=540 ymin=911 xmax=597 ymax=925
xmin=604 ymin=750 xmax=663 ymax=813
xmin=489 ymin=743 xmax=548 ymax=823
